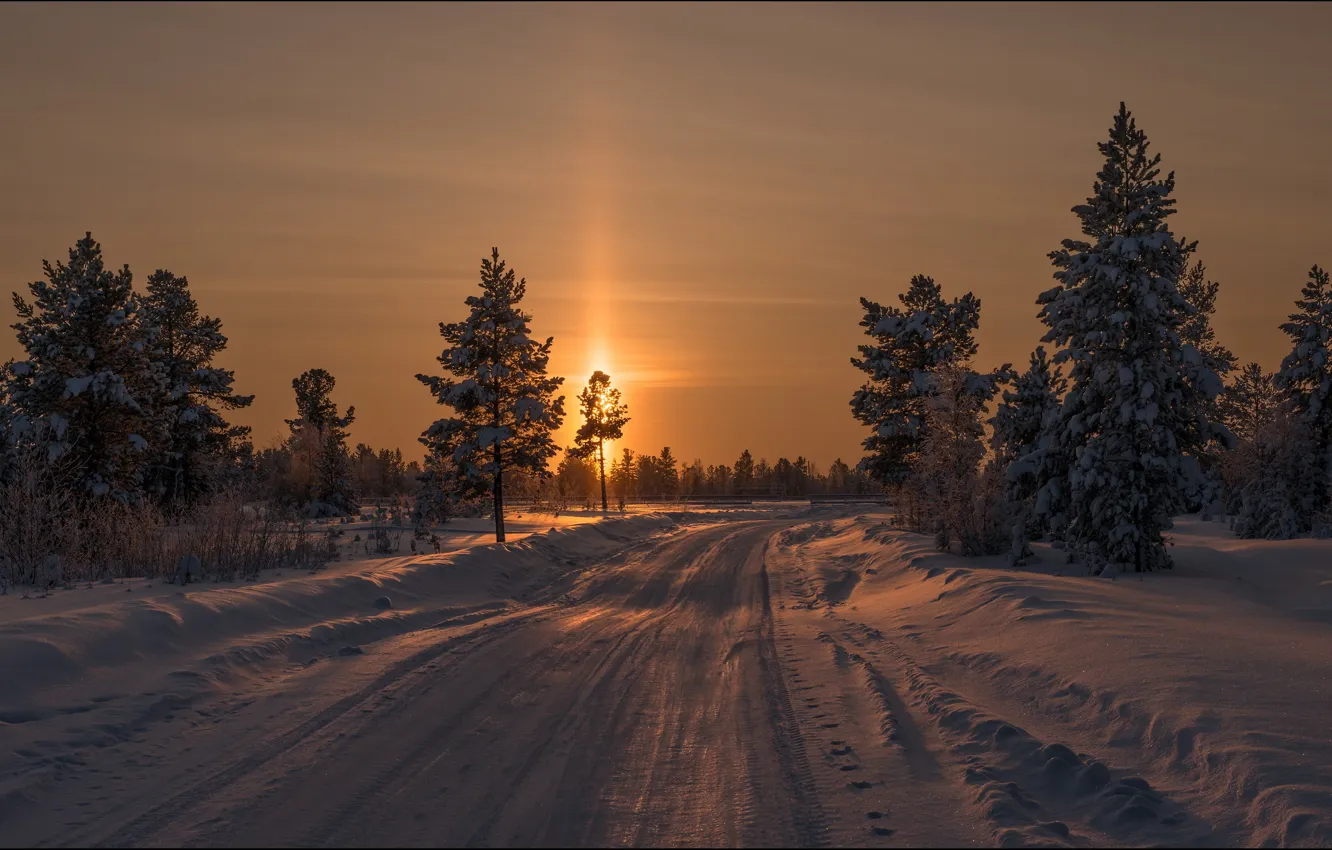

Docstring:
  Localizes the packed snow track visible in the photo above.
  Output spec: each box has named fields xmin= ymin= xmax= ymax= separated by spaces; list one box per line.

xmin=4 ymin=518 xmax=982 ymax=848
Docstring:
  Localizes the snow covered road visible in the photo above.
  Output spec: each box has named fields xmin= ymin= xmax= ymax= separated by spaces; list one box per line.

xmin=5 ymin=512 xmax=1330 ymax=848
xmin=5 ymin=517 xmax=970 ymax=848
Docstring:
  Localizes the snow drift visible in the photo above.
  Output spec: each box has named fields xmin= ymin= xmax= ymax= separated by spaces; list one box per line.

xmin=771 ymin=514 xmax=1332 ymax=848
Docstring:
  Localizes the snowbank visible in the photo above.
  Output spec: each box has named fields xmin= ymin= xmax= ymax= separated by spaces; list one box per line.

xmin=0 ymin=513 xmax=692 ymax=713
xmin=771 ymin=514 xmax=1332 ymax=847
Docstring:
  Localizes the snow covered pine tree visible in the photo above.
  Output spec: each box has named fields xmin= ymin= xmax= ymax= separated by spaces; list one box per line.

xmin=417 ymin=248 xmax=566 ymax=543
xmin=139 ymin=269 xmax=253 ymax=509
xmin=990 ymin=346 xmax=1066 ymax=558
xmin=850 ymin=275 xmax=984 ymax=488
xmin=4 ymin=233 xmax=163 ymax=501
xmin=1276 ymin=265 xmax=1332 ymax=520
xmin=569 ymin=370 xmax=630 ymax=512
xmin=1035 ymin=104 xmax=1229 ymax=574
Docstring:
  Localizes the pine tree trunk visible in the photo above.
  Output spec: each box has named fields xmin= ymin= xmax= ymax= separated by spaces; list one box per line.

xmin=493 ymin=442 xmax=506 ymax=543
xmin=599 ymin=440 xmax=608 ymax=513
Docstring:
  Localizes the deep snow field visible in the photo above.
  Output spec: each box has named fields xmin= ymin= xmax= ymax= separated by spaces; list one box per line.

xmin=1 ymin=505 xmax=1329 ymax=848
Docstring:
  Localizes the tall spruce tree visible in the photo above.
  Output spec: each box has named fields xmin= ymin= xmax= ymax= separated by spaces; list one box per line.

xmin=1276 ymin=265 xmax=1332 ymax=515
xmin=139 ymin=270 xmax=253 ymax=508
xmin=850 ymin=275 xmax=983 ymax=485
xmin=5 ymin=233 xmax=162 ymax=500
xmin=1035 ymin=104 xmax=1227 ymax=573
xmin=569 ymin=370 xmax=629 ymax=512
xmin=285 ymin=368 xmax=358 ymax=516
xmin=417 ymin=248 xmax=566 ymax=542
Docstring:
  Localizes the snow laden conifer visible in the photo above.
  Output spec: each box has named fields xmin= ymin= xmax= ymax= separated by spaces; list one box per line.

xmin=1035 ymin=104 xmax=1228 ymax=574
xmin=569 ymin=370 xmax=629 ymax=512
xmin=139 ymin=270 xmax=254 ymax=508
xmin=5 ymin=233 xmax=163 ymax=500
xmin=1275 ymin=265 xmax=1332 ymax=517
xmin=991 ymin=347 xmax=1065 ymax=490
xmin=285 ymin=368 xmax=358 ymax=517
xmin=989 ymin=347 xmax=1065 ymax=559
xmin=850 ymin=275 xmax=983 ymax=488
xmin=417 ymin=248 xmax=565 ymax=543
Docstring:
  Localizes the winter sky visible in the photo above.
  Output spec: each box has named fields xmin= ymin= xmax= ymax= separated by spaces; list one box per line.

xmin=2 ymin=2 xmax=1330 ymax=465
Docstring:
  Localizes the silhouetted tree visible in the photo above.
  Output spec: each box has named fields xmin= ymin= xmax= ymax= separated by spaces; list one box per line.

xmin=734 ymin=449 xmax=754 ymax=492
xmin=285 ymin=368 xmax=357 ymax=516
xmin=610 ymin=447 xmax=638 ymax=505
xmin=569 ymin=370 xmax=630 ymax=512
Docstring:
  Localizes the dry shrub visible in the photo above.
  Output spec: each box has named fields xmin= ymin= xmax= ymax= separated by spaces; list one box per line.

xmin=0 ymin=450 xmax=331 ymax=592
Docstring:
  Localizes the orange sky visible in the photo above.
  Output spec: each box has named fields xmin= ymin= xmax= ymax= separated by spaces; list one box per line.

xmin=2 ymin=2 xmax=1330 ymax=467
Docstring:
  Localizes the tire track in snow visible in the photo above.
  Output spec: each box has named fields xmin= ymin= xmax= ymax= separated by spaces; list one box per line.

xmin=84 ymin=607 xmax=547 ymax=848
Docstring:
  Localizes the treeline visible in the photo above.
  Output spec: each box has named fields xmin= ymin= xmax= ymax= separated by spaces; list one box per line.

xmin=849 ymin=103 xmax=1332 ymax=574
xmin=0 ymin=238 xmax=428 ymax=588
xmin=0 ymin=236 xmax=422 ymax=519
xmin=544 ymin=447 xmax=879 ymax=507
xmin=6 ymin=103 xmax=1328 ymax=584
xmin=0 ymin=241 xmax=254 ymax=510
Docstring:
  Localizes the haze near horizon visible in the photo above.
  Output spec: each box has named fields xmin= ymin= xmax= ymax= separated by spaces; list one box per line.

xmin=2 ymin=1 xmax=1330 ymax=464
